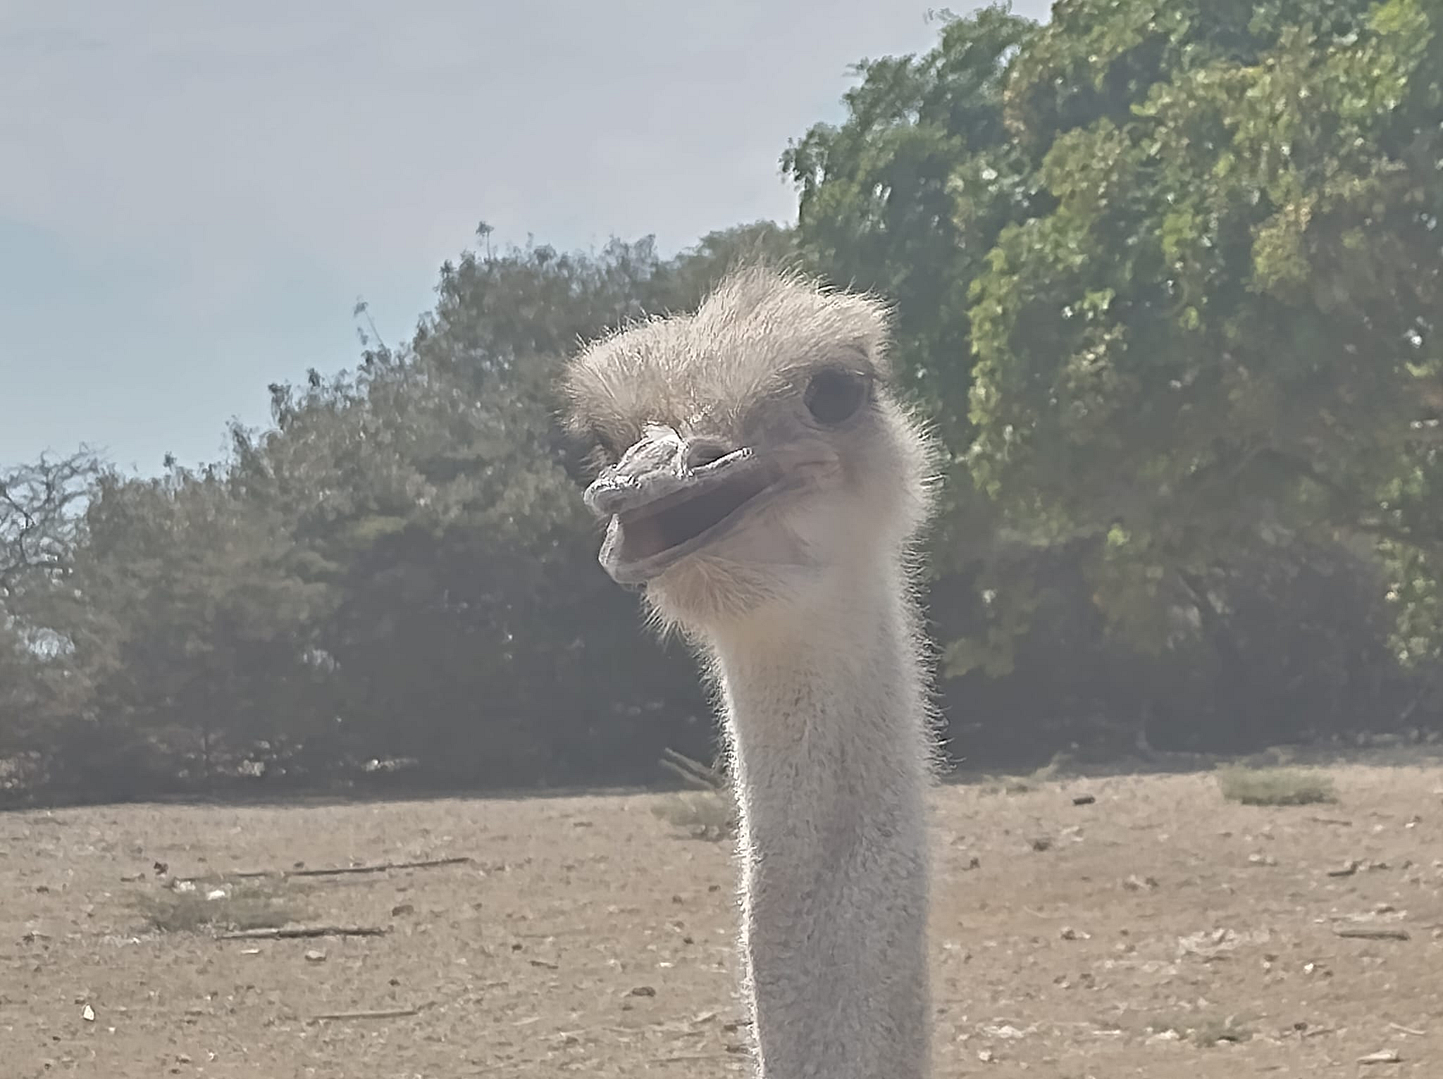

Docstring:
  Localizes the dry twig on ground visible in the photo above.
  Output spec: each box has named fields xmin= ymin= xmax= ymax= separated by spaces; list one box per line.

xmin=219 ymin=925 xmax=387 ymax=940
xmin=233 ymin=856 xmax=472 ymax=879
xmin=309 ymin=1005 xmax=430 ymax=1022
xmin=659 ymin=748 xmax=726 ymax=791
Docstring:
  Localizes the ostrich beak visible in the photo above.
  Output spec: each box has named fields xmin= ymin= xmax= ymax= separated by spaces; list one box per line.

xmin=583 ymin=425 xmax=780 ymax=585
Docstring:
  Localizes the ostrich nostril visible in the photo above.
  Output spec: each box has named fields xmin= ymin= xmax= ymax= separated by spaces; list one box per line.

xmin=684 ymin=438 xmax=733 ymax=471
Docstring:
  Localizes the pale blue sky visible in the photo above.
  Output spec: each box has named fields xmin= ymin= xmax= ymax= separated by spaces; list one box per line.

xmin=1 ymin=0 xmax=1049 ymax=473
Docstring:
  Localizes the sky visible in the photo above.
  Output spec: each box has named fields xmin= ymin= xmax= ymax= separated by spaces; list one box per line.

xmin=1 ymin=0 xmax=1050 ymax=474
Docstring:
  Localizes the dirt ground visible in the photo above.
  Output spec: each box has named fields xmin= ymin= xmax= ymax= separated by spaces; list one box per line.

xmin=2 ymin=763 xmax=1442 ymax=1078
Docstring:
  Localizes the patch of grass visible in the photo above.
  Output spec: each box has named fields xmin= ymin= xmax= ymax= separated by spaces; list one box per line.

xmin=1029 ymin=749 xmax=1079 ymax=783
xmin=1217 ymin=766 xmax=1337 ymax=807
xmin=651 ymin=790 xmax=736 ymax=841
xmin=132 ymin=879 xmax=302 ymax=934
xmin=1149 ymin=1011 xmax=1256 ymax=1047
xmin=974 ymin=775 xmax=1034 ymax=796
xmin=1190 ymin=1014 xmax=1256 ymax=1047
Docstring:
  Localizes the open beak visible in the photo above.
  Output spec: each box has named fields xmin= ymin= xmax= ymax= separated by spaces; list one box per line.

xmin=583 ymin=425 xmax=780 ymax=585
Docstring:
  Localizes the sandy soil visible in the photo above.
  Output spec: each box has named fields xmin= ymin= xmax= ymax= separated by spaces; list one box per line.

xmin=2 ymin=763 xmax=1441 ymax=1077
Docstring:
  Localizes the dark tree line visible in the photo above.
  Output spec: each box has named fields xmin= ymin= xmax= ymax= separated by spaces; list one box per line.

xmin=3 ymin=0 xmax=1441 ymax=803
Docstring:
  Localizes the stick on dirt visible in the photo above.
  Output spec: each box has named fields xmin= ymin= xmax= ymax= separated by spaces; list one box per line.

xmin=659 ymin=748 xmax=726 ymax=791
xmin=219 ymin=925 xmax=387 ymax=940
xmin=1333 ymin=926 xmax=1411 ymax=941
xmin=291 ymin=856 xmax=473 ymax=878
xmin=310 ymin=1006 xmax=428 ymax=1022
xmin=232 ymin=856 xmax=473 ymax=880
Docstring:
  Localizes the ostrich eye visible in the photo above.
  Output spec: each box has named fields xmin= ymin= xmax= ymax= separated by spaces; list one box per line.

xmin=803 ymin=369 xmax=866 ymax=425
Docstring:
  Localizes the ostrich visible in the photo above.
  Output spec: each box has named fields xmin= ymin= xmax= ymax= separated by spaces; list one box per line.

xmin=562 ymin=267 xmax=938 ymax=1079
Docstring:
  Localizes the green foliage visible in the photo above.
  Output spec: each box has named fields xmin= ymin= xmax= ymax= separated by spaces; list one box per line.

xmin=1216 ymin=766 xmax=1338 ymax=805
xmin=968 ymin=0 xmax=1443 ymax=642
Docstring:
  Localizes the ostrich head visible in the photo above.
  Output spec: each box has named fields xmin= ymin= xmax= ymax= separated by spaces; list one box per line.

xmin=563 ymin=267 xmax=934 ymax=632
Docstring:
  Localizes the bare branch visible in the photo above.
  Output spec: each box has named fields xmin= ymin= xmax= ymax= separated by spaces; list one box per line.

xmin=0 ymin=449 xmax=103 ymax=591
xmin=218 ymin=925 xmax=387 ymax=940
xmin=660 ymin=747 xmax=726 ymax=791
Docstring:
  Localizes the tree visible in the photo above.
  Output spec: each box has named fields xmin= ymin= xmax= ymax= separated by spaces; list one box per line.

xmin=967 ymin=0 xmax=1442 ymax=657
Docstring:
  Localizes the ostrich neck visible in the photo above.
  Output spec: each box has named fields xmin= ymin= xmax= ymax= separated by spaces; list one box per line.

xmin=707 ymin=565 xmax=932 ymax=1079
